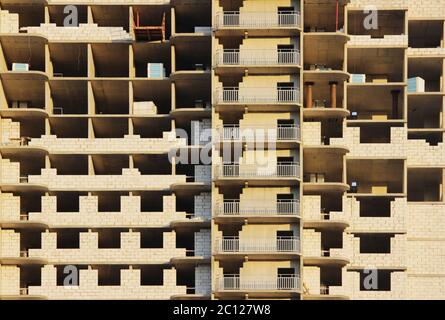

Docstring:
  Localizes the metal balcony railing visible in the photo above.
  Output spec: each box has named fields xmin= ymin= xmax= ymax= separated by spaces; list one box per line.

xmin=216 ymin=236 xmax=300 ymax=253
xmin=217 ymin=125 xmax=300 ymax=141
xmin=20 ymin=287 xmax=29 ymax=295
xmin=20 ymin=250 xmax=29 ymax=258
xmin=218 ymin=274 xmax=300 ymax=291
xmin=215 ymin=49 xmax=300 ymax=66
xmin=214 ymin=11 xmax=301 ymax=29
xmin=320 ymin=285 xmax=330 ymax=295
xmin=215 ymin=87 xmax=300 ymax=104
xmin=19 ymin=176 xmax=29 ymax=183
xmin=216 ymin=163 xmax=300 ymax=178
xmin=216 ymin=199 xmax=300 ymax=216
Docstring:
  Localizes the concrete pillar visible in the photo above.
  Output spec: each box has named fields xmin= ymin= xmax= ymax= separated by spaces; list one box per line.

xmin=305 ymin=82 xmax=314 ymax=108
xmin=329 ymin=81 xmax=338 ymax=108
xmin=171 ymin=45 xmax=176 ymax=73
xmin=171 ymin=7 xmax=176 ymax=35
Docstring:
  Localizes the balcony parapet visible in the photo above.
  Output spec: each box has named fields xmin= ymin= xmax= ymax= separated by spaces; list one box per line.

xmin=25 ymin=169 xmax=186 ymax=191
xmin=214 ymin=11 xmax=301 ymax=29
xmin=216 ymin=274 xmax=300 ymax=292
xmin=214 ymin=87 xmax=300 ymax=105
xmin=330 ymin=125 xmax=406 ymax=158
xmin=216 ymin=125 xmax=300 ymax=142
xmin=407 ymin=47 xmax=445 ymax=57
xmin=17 ymin=134 xmax=185 ymax=154
xmin=348 ymin=35 xmax=408 ymax=47
xmin=215 ymin=200 xmax=300 ymax=217
xmin=214 ymin=49 xmax=300 ymax=66
xmin=29 ymin=246 xmax=186 ymax=265
xmin=21 ymin=23 xmax=132 ymax=42
xmin=215 ymin=236 xmax=300 ymax=254
xmin=27 ymin=266 xmax=184 ymax=300
xmin=214 ymin=163 xmax=300 ymax=179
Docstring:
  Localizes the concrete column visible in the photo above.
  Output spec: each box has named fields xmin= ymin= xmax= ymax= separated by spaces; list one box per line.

xmin=305 ymin=82 xmax=314 ymax=108
xmin=171 ymin=7 xmax=176 ymax=35
xmin=391 ymin=90 xmax=400 ymax=119
xmin=87 ymin=6 xmax=94 ymax=24
xmin=329 ymin=81 xmax=338 ymax=108
xmin=171 ymin=156 xmax=176 ymax=175
xmin=171 ymin=82 xmax=176 ymax=110
xmin=171 ymin=45 xmax=176 ymax=73
xmin=44 ymin=6 xmax=50 ymax=24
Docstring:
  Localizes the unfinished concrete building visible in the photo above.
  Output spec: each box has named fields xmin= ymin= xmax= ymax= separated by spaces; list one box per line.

xmin=0 ymin=0 xmax=212 ymax=299
xmin=1 ymin=0 xmax=445 ymax=300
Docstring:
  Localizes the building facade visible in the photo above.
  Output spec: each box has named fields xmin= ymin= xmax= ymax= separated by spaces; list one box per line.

xmin=0 ymin=0 xmax=444 ymax=300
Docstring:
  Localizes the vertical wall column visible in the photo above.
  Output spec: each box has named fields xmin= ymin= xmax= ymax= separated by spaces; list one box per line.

xmin=171 ymin=45 xmax=176 ymax=73
xmin=171 ymin=7 xmax=176 ymax=35
xmin=329 ymin=81 xmax=338 ymax=109
xmin=305 ymin=82 xmax=314 ymax=108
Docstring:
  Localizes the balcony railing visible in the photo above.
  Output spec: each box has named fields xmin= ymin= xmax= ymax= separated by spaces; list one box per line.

xmin=214 ymin=11 xmax=301 ymax=29
xmin=217 ymin=125 xmax=300 ymax=141
xmin=216 ymin=199 xmax=300 ymax=216
xmin=215 ymin=163 xmax=300 ymax=179
xmin=215 ymin=87 xmax=300 ymax=104
xmin=215 ymin=49 xmax=300 ymax=66
xmin=216 ymin=236 xmax=300 ymax=253
xmin=218 ymin=274 xmax=300 ymax=291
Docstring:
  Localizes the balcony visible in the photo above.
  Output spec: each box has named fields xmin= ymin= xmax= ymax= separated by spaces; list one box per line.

xmin=214 ymin=49 xmax=300 ymax=74
xmin=216 ymin=274 xmax=300 ymax=294
xmin=303 ymin=211 xmax=349 ymax=230
xmin=217 ymin=199 xmax=299 ymax=216
xmin=214 ymin=87 xmax=300 ymax=110
xmin=0 ymin=249 xmax=48 ymax=265
xmin=214 ymin=11 xmax=301 ymax=36
xmin=303 ymin=285 xmax=349 ymax=300
xmin=304 ymin=248 xmax=350 ymax=267
xmin=214 ymin=163 xmax=300 ymax=186
xmin=216 ymin=125 xmax=300 ymax=146
xmin=215 ymin=236 xmax=300 ymax=259
xmin=214 ymin=199 xmax=300 ymax=223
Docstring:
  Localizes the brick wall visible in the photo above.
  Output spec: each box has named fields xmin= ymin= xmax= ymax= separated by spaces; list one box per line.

xmin=191 ymin=119 xmax=212 ymax=146
xmin=0 ymin=193 xmax=21 ymax=221
xmin=195 ymin=165 xmax=211 ymax=183
xmin=28 ymin=168 xmax=186 ymax=190
xmin=302 ymin=122 xmax=321 ymax=145
xmin=28 ymin=266 xmax=186 ymax=299
xmin=0 ymin=266 xmax=20 ymax=296
xmin=0 ymin=159 xmax=20 ymax=184
xmin=303 ymin=266 xmax=320 ymax=295
xmin=195 ymin=265 xmax=211 ymax=296
xmin=28 ymin=231 xmax=186 ymax=264
xmin=195 ymin=229 xmax=211 ymax=257
xmin=0 ymin=230 xmax=20 ymax=257
xmin=349 ymin=0 xmax=445 ymax=19
xmin=27 ymin=195 xmax=186 ymax=228
xmin=348 ymin=35 xmax=408 ymax=47
xmin=302 ymin=229 xmax=321 ymax=256
xmin=1 ymin=119 xmax=20 ymax=144
xmin=0 ymin=10 xmax=19 ymax=34
xmin=29 ymin=133 xmax=186 ymax=153
xmin=23 ymin=24 xmax=132 ymax=42
xmin=194 ymin=192 xmax=211 ymax=219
